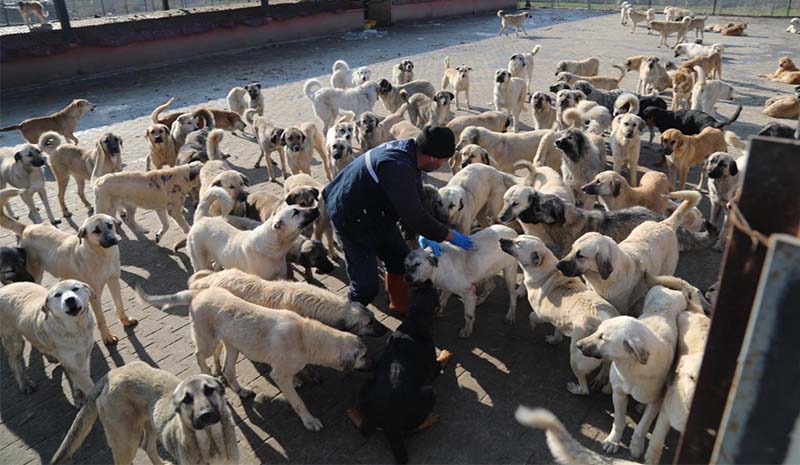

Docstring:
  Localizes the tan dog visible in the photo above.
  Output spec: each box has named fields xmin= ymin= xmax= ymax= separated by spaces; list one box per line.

xmin=244 ymin=109 xmax=285 ymax=178
xmin=93 ymin=162 xmax=203 ymax=244
xmin=555 ymin=57 xmax=600 ymax=77
xmin=760 ymin=57 xmax=800 ymax=84
xmin=151 ymin=98 xmax=246 ymax=132
xmin=671 ymin=67 xmax=695 ymax=111
xmin=18 ymin=1 xmax=48 ymax=28
xmin=529 ymin=92 xmax=557 ymax=131
xmin=457 ymin=144 xmax=497 ymax=171
xmin=280 ymin=122 xmax=331 ymax=181
xmin=680 ymin=50 xmax=722 ymax=80
xmin=405 ymin=90 xmax=453 ymax=128
xmin=0 ymin=188 xmax=135 ymax=345
xmin=648 ymin=17 xmax=693 ymax=47
xmin=507 ymin=45 xmax=542 ymax=92
xmin=721 ymin=22 xmax=747 ymax=36
xmin=199 ymin=160 xmax=249 ymax=218
xmin=497 ymin=9 xmax=531 ymax=36
xmin=0 ymin=99 xmax=95 ymax=144
xmin=705 ymin=22 xmax=735 ymax=32
xmin=456 ymin=126 xmax=548 ymax=173
xmin=390 ymin=121 xmax=422 ymax=140
xmin=393 ymin=59 xmax=415 ymax=85
xmin=39 ymin=131 xmax=124 ymax=219
xmin=227 ymin=82 xmax=263 ymax=116
xmin=661 ymin=127 xmax=727 ymax=189
xmin=557 ymin=65 xmax=627 ymax=91
xmin=327 ymin=137 xmax=355 ymax=176
xmin=442 ymin=57 xmax=472 ymax=109
xmin=446 ymin=111 xmax=510 ymax=162
xmin=0 ymin=279 xmax=94 ymax=398
xmin=763 ymin=87 xmax=800 ymax=118
xmin=583 ymin=171 xmax=670 ymax=213
xmin=137 ymin=287 xmax=371 ymax=431
xmin=609 ymin=113 xmax=645 ymax=187
xmin=626 ymin=7 xmax=655 ymax=33
xmin=145 ymin=124 xmax=177 ymax=171
xmin=494 ymin=70 xmax=527 ymax=132
xmin=638 ymin=56 xmax=672 ymax=94
xmin=51 ymin=362 xmax=239 ymax=465
xmin=355 ymin=105 xmax=407 ymax=151
xmin=284 ymin=173 xmax=336 ymax=256
xmin=0 ymin=142 xmax=58 ymax=224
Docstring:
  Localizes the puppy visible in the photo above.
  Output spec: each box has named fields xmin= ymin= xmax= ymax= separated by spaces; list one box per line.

xmin=610 ymin=113 xmax=644 ymax=187
xmin=661 ymin=127 xmax=727 ymax=189
xmin=530 ymin=92 xmax=557 ymax=130
xmin=280 ymin=122 xmax=331 ymax=181
xmin=691 ymin=66 xmax=734 ymax=117
xmin=284 ymin=173 xmax=336 ymax=256
xmin=557 ymin=65 xmax=627 ymax=91
xmin=0 ymin=247 xmax=34 ymax=284
xmin=393 ymin=59 xmax=415 ymax=85
xmin=494 ymin=70 xmax=527 ymax=132
xmin=377 ymin=78 xmax=436 ymax=113
xmin=304 ymin=79 xmax=380 ymax=133
xmin=456 ymin=126 xmax=548 ymax=173
xmin=760 ymin=56 xmax=800 ymax=85
xmin=638 ymin=56 xmax=672 ymax=94
xmin=626 ymin=7 xmax=655 ymax=33
xmin=501 ymin=235 xmax=618 ymax=395
xmin=556 ymin=190 xmax=700 ymax=313
xmin=721 ymin=22 xmax=747 ymax=36
xmin=442 ymin=57 xmax=472 ymax=110
xmin=674 ymin=41 xmax=723 ymax=59
xmin=0 ymin=99 xmax=95 ymax=144
xmin=648 ymin=17 xmax=693 ymax=47
xmin=145 ymin=124 xmax=177 ymax=171
xmin=405 ymin=225 xmax=519 ymax=338
xmin=763 ymin=86 xmax=800 ymax=119
xmin=0 ymin=279 xmax=94 ymax=397
xmin=641 ymin=105 xmax=742 ymax=144
xmin=788 ymin=17 xmax=800 ymax=34
xmin=245 ymin=110 xmax=285 ymax=179
xmin=576 ymin=281 xmax=702 ymax=457
xmin=138 ymin=287 xmax=370 ymax=431
xmin=508 ymin=45 xmax=542 ymax=92
xmin=555 ymin=129 xmax=606 ymax=205
xmin=51 ymin=361 xmax=238 ymax=465
xmin=706 ymin=151 xmax=740 ymax=249
xmin=227 ymin=82 xmax=264 ymax=116
xmin=497 ymin=9 xmax=531 ymax=36
xmin=39 ymin=131 xmax=123 ymax=219
xmin=0 ymin=188 xmax=135 ymax=345
xmin=356 ymin=105 xmax=408 ymax=151
xmin=555 ymin=57 xmax=600 ymax=77
xmin=330 ymin=60 xmax=372 ymax=89
xmin=0 ymin=142 xmax=58 ymax=224
xmin=17 ymin=0 xmax=48 ymax=29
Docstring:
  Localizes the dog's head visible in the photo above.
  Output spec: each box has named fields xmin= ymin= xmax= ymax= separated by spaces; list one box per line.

xmin=13 ymin=144 xmax=46 ymax=168
xmin=285 ymin=186 xmax=319 ymax=208
xmin=455 ymin=126 xmax=481 ymax=151
xmin=554 ymin=61 xmax=569 ymax=75
xmin=673 ymin=44 xmax=687 ymax=58
xmin=576 ymin=315 xmax=647 ymax=363
xmin=495 ymin=69 xmax=512 ymax=84
xmin=378 ymin=78 xmax=393 ymax=95
xmin=399 ymin=60 xmax=414 ymax=72
xmin=296 ymin=238 xmax=336 ymax=275
xmin=171 ymin=374 xmax=226 ymax=430
xmin=0 ymin=247 xmax=33 ymax=284
xmin=509 ymin=53 xmax=527 ymax=71
xmin=645 ymin=56 xmax=660 ymax=70
xmin=353 ymin=66 xmax=372 ymax=85
xmin=549 ymin=81 xmax=572 ymax=93
xmin=98 ymin=133 xmax=124 ymax=169
xmin=271 ymin=205 xmax=320 ymax=237
xmin=499 ymin=235 xmax=550 ymax=271
xmin=331 ymin=120 xmax=355 ymax=144
xmin=555 ymin=129 xmax=588 ymax=162
xmin=581 ymin=171 xmax=626 ymax=197
xmin=338 ymin=336 xmax=372 ymax=372
xmin=244 ymin=82 xmax=262 ymax=101
xmin=556 ymin=89 xmax=585 ymax=109
xmin=421 ymin=183 xmax=448 ymax=223
xmin=403 ymin=248 xmax=438 ymax=286
xmin=780 ymin=56 xmax=797 ymax=70
xmin=556 ymin=232 xmax=617 ymax=280
xmin=78 ymin=214 xmax=120 ymax=249
xmin=71 ymin=99 xmax=96 ymax=116
xmin=327 ymin=137 xmax=353 ymax=161
xmin=175 ymin=113 xmax=200 ymax=134
xmin=531 ymin=91 xmax=554 ymax=111
xmin=400 ymin=280 xmax=440 ymax=337
xmin=438 ymin=186 xmax=465 ymax=227
xmin=459 ymin=144 xmax=491 ymax=169
xmin=434 ymin=90 xmax=455 ymax=107
xmin=555 ymin=71 xmax=574 ymax=83
xmin=211 ymin=170 xmax=249 ymax=204
xmin=356 ymin=112 xmax=380 ymax=135
xmin=455 ymin=65 xmax=472 ymax=81
xmin=706 ymin=151 xmax=738 ymax=179
xmin=280 ymin=127 xmax=306 ymax=153
xmin=45 ymin=279 xmax=93 ymax=320
xmin=660 ymin=128 xmax=685 ymax=155
xmin=146 ymin=124 xmax=170 ymax=145
xmin=499 ymin=185 xmax=542 ymax=224
xmin=613 ymin=113 xmax=644 ymax=140
xmin=337 ymin=301 xmax=389 ymax=337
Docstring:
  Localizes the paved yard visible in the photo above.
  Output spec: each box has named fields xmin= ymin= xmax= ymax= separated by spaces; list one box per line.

xmin=1 ymin=8 xmax=796 ymax=465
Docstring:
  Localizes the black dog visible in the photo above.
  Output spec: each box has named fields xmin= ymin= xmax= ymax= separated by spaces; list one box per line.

xmin=348 ymin=282 xmax=448 ymax=464
xmin=757 ymin=114 xmax=800 ymax=140
xmin=0 ymin=247 xmax=34 ymax=284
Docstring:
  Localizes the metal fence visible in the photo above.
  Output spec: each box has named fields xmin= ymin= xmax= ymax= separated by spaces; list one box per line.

xmin=525 ymin=0 xmax=799 ymax=16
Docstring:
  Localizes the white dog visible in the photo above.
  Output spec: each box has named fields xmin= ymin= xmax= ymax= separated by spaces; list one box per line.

xmin=507 ymin=45 xmax=542 ymax=92
xmin=690 ymin=66 xmax=735 ymax=117
xmin=494 ymin=70 xmax=527 ymax=132
xmin=404 ymin=225 xmax=519 ymax=338
xmin=673 ymin=42 xmax=723 ymax=59
xmin=304 ymin=79 xmax=380 ymax=133
xmin=789 ymin=17 xmax=800 ymax=34
xmin=330 ymin=60 xmax=372 ymax=89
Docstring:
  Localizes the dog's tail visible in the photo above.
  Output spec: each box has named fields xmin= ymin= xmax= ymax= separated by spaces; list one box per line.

xmin=336 ymin=110 xmax=356 ymax=124
xmin=662 ymin=190 xmax=702 ymax=230
xmin=614 ymin=93 xmax=639 ymax=116
xmin=513 ymin=160 xmax=539 ymax=186
xmin=694 ymin=65 xmax=707 ymax=88
xmin=644 ymin=273 xmax=708 ymax=314
xmin=0 ymin=188 xmax=26 ymax=235
xmin=151 ymin=97 xmax=175 ymax=124
xmin=50 ymin=377 xmax=105 ymax=465
xmin=243 ymin=109 xmax=259 ymax=126
xmin=714 ymin=104 xmax=743 ymax=129
xmin=0 ymin=123 xmax=21 ymax=132
xmin=497 ymin=9 xmax=505 ymax=17
xmin=725 ymin=130 xmax=746 ymax=155
xmin=194 ymin=186 xmax=234 ymax=223
xmin=612 ymin=64 xmax=627 ymax=82
xmin=332 ymin=59 xmax=349 ymax=73
xmin=135 ymin=286 xmax=198 ymax=311
xmin=562 ymin=108 xmax=582 ymax=128
xmin=515 ymin=407 xmax=606 ymax=465
xmin=711 ymin=42 xmax=724 ymax=54
xmin=206 ymin=129 xmax=224 ymax=161
xmin=532 ymin=130 xmax=559 ymax=168
xmin=444 ymin=56 xmax=451 ymax=70
xmin=531 ymin=44 xmax=542 ymax=56
xmin=38 ymin=131 xmax=63 ymax=155
xmin=194 ymin=108 xmax=215 ymax=129
xmin=304 ymin=79 xmax=322 ymax=101
xmin=187 ymin=270 xmax=216 ymax=288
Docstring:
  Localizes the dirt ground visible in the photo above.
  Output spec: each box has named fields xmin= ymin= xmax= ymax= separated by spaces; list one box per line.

xmin=1 ymin=8 xmax=797 ymax=465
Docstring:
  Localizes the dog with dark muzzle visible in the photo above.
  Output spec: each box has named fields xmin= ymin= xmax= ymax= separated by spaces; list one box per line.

xmin=529 ymin=91 xmax=557 ymax=130
xmin=286 ymin=237 xmax=337 ymax=283
xmin=346 ymin=281 xmax=452 ymax=464
xmin=0 ymin=247 xmax=34 ymax=284
xmin=0 ymin=141 xmax=58 ymax=224
xmin=706 ymin=151 xmax=740 ymax=250
xmin=555 ymin=129 xmax=606 ymax=206
xmin=51 ymin=361 xmax=239 ymax=465
xmin=393 ymin=60 xmax=415 ymax=85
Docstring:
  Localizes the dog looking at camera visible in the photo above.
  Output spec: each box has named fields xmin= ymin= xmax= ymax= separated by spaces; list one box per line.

xmin=442 ymin=57 xmax=472 ymax=110
xmin=0 ymin=141 xmax=58 ymax=225
xmin=494 ymin=69 xmax=527 ymax=132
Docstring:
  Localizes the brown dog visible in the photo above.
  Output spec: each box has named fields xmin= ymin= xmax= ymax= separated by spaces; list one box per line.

xmin=0 ymin=99 xmax=95 ymax=144
xmin=680 ymin=50 xmax=722 ymax=80
xmin=671 ymin=67 xmax=695 ymax=111
xmin=151 ymin=98 xmax=246 ymax=132
xmin=661 ymin=127 xmax=727 ymax=189
xmin=760 ymin=57 xmax=800 ymax=85
xmin=721 ymin=22 xmax=747 ymax=36
xmin=145 ymin=124 xmax=177 ymax=170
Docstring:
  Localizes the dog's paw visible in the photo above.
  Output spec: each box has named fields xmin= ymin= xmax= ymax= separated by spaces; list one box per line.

xmin=567 ymin=382 xmax=589 ymax=396
xmin=545 ymin=333 xmax=563 ymax=345
xmin=102 ymin=333 xmax=119 ymax=346
xmin=602 ymin=438 xmax=620 ymax=454
xmin=121 ymin=318 xmax=138 ymax=328
xmin=458 ymin=327 xmax=472 ymax=338
xmin=504 ymin=312 xmax=515 ymax=325
xmin=302 ymin=415 xmax=324 ymax=432
xmin=50 ymin=218 xmax=62 ymax=225
xmin=630 ymin=435 xmax=645 ymax=458
xmin=63 ymin=211 xmax=73 ymax=219
xmin=237 ymin=387 xmax=255 ymax=398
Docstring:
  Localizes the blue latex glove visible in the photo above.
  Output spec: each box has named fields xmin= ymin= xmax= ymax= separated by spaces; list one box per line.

xmin=448 ymin=230 xmax=474 ymax=250
xmin=418 ymin=236 xmax=442 ymax=257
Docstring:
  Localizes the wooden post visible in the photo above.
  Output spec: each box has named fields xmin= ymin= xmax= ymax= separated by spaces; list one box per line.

xmin=261 ymin=0 xmax=270 ymax=17
xmin=712 ymin=0 xmax=718 ymax=15
xmin=788 ymin=0 xmax=793 ymax=17
xmin=162 ymin=0 xmax=170 ymax=11
xmin=53 ymin=0 xmax=75 ymax=42
xmin=675 ymin=137 xmax=800 ymax=464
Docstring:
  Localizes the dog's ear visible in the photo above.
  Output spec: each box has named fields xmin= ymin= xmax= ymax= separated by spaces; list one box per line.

xmin=271 ymin=128 xmax=284 ymax=145
xmin=212 ymin=179 xmax=222 ymax=187
xmin=240 ymin=174 xmax=250 ymax=186
xmin=530 ymin=251 xmax=542 ymax=267
xmin=624 ymin=336 xmax=649 ymax=364
xmin=77 ymin=226 xmax=87 ymax=244
xmin=447 ymin=91 xmax=455 ymax=100
xmin=729 ymin=160 xmax=738 ymax=176
xmin=612 ymin=178 xmax=621 ymax=197
xmin=117 ymin=136 xmax=123 ymax=148
xmin=635 ymin=116 xmax=646 ymax=132
xmin=596 ymin=250 xmax=614 ymax=280
xmin=279 ymin=132 xmax=288 ymax=146
xmin=13 ymin=151 xmax=21 ymax=162
xmin=481 ymin=150 xmax=490 ymax=165
xmin=300 ymin=133 xmax=306 ymax=143
xmin=458 ymin=198 xmax=464 ymax=211
xmin=310 ymin=187 xmax=320 ymax=200
xmin=285 ymin=192 xmax=298 ymax=205
xmin=425 ymin=254 xmax=439 ymax=267
xmin=39 ymin=302 xmax=49 ymax=318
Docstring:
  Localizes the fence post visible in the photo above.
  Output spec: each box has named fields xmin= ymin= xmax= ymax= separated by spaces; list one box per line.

xmin=2 ymin=3 xmax=9 ymax=26
xmin=162 ymin=0 xmax=169 ymax=10
xmin=788 ymin=0 xmax=793 ymax=17
xmin=53 ymin=0 xmax=75 ymax=42
xmin=261 ymin=0 xmax=270 ymax=16
xmin=712 ymin=0 xmax=717 ymax=15
xmin=587 ymin=0 xmax=590 ymax=10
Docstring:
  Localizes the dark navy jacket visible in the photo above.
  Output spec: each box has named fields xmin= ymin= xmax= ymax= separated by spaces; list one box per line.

xmin=323 ymin=139 xmax=449 ymax=246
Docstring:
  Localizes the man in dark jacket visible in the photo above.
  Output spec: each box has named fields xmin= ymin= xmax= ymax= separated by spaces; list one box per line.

xmin=323 ymin=126 xmax=473 ymax=314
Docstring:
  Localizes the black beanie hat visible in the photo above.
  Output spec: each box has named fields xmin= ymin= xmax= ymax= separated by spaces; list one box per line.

xmin=415 ymin=126 xmax=455 ymax=159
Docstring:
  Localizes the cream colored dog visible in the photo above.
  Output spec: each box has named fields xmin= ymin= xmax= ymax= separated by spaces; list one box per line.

xmin=244 ymin=110 xmax=285 ymax=178
xmin=497 ymin=9 xmax=531 ymax=36
xmin=557 ymin=65 xmax=627 ymax=91
xmin=442 ymin=57 xmax=472 ymax=110
xmin=610 ymin=113 xmax=645 ymax=187
xmin=555 ymin=57 xmax=600 ymax=77
xmin=145 ymin=124 xmax=177 ymax=171
xmin=649 ymin=18 xmax=693 ymax=47
xmin=0 ymin=142 xmax=58 ymax=224
xmin=280 ymin=122 xmax=331 ymax=181
xmin=627 ymin=7 xmax=655 ymax=33
xmin=284 ymin=173 xmax=336 ymax=256
xmin=0 ymin=99 xmax=95 ymax=144
xmin=304 ymin=79 xmax=380 ymax=134
xmin=690 ymin=66 xmax=734 ymax=117
xmin=494 ymin=69 xmax=527 ymax=132
xmin=507 ymin=45 xmax=542 ymax=92
xmin=638 ymin=56 xmax=672 ymax=94
xmin=137 ymin=287 xmax=371 ymax=431
xmin=455 ymin=126 xmax=548 ymax=173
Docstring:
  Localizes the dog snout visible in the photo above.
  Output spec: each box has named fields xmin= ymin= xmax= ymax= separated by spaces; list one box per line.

xmin=576 ymin=339 xmax=602 ymax=359
xmin=153 ymin=135 xmax=164 ymax=143
xmin=555 ymin=259 xmax=579 ymax=277
xmin=624 ymin=131 xmax=635 ymax=139
xmin=498 ymin=208 xmax=514 ymax=224
xmin=662 ymin=145 xmax=673 ymax=155
xmin=498 ymin=238 xmax=514 ymax=255
xmin=31 ymin=157 xmax=46 ymax=167
xmin=236 ymin=191 xmax=248 ymax=202
xmin=290 ymin=144 xmax=301 ymax=152
xmin=708 ymin=165 xmax=724 ymax=178
xmin=581 ymin=182 xmax=598 ymax=195
xmin=194 ymin=409 xmax=221 ymax=429
xmin=365 ymin=320 xmax=389 ymax=337
xmin=554 ymin=137 xmax=568 ymax=149
xmin=100 ymin=235 xmax=119 ymax=248
xmin=64 ymin=295 xmax=82 ymax=315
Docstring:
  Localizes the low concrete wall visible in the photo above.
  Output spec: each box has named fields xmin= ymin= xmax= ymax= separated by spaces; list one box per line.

xmin=392 ymin=0 xmax=517 ymax=23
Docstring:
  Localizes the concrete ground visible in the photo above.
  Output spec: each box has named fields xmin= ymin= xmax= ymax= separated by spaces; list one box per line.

xmin=1 ymin=8 xmax=796 ymax=465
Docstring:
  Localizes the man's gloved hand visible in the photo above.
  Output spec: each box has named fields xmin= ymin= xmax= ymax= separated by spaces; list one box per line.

xmin=448 ymin=230 xmax=474 ymax=250
xmin=418 ymin=236 xmax=442 ymax=257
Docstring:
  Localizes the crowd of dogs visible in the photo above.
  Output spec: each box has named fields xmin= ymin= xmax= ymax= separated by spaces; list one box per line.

xmin=0 ymin=6 xmax=799 ymax=465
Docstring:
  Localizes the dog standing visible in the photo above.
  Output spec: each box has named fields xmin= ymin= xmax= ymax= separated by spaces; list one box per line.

xmin=557 ymin=65 xmax=627 ymax=91
xmin=0 ymin=99 xmax=95 ymax=144
xmin=51 ymin=361 xmax=239 ymax=465
xmin=555 ymin=57 xmax=600 ymax=77
xmin=330 ymin=60 xmax=372 ymax=89
xmin=530 ymin=92 xmax=557 ymax=130
xmin=244 ymin=109 xmax=285 ymax=178
xmin=17 ymin=1 xmax=48 ymax=28
xmin=638 ymin=56 xmax=672 ymax=94
xmin=508 ymin=45 xmax=542 ymax=92
xmin=555 ymin=129 xmax=606 ymax=205
xmin=649 ymin=17 xmax=693 ymax=47
xmin=0 ymin=142 xmax=59 ymax=224
xmin=497 ymin=10 xmax=531 ymax=36
xmin=690 ymin=66 xmax=734 ymax=118
xmin=661 ymin=127 xmax=727 ymax=189
xmin=706 ymin=151 xmax=740 ymax=250
xmin=626 ymin=7 xmax=655 ymax=33
xmin=442 ymin=57 xmax=472 ymax=110
xmin=280 ymin=122 xmax=331 ymax=181
xmin=304 ymin=79 xmax=380 ymax=133
xmin=145 ymin=124 xmax=178 ymax=171
xmin=393 ymin=60 xmax=415 ymax=85
xmin=227 ymin=82 xmax=264 ymax=116
xmin=494 ymin=70 xmax=527 ymax=132
xmin=610 ymin=113 xmax=645 ymax=187
xmin=456 ymin=127 xmax=548 ymax=174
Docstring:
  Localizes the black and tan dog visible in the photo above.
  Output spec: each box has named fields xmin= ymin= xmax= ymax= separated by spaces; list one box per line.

xmin=0 ymin=247 xmax=34 ymax=284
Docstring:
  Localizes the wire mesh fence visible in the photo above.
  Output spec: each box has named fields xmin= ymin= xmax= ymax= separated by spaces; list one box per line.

xmin=524 ymin=0 xmax=798 ymax=16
